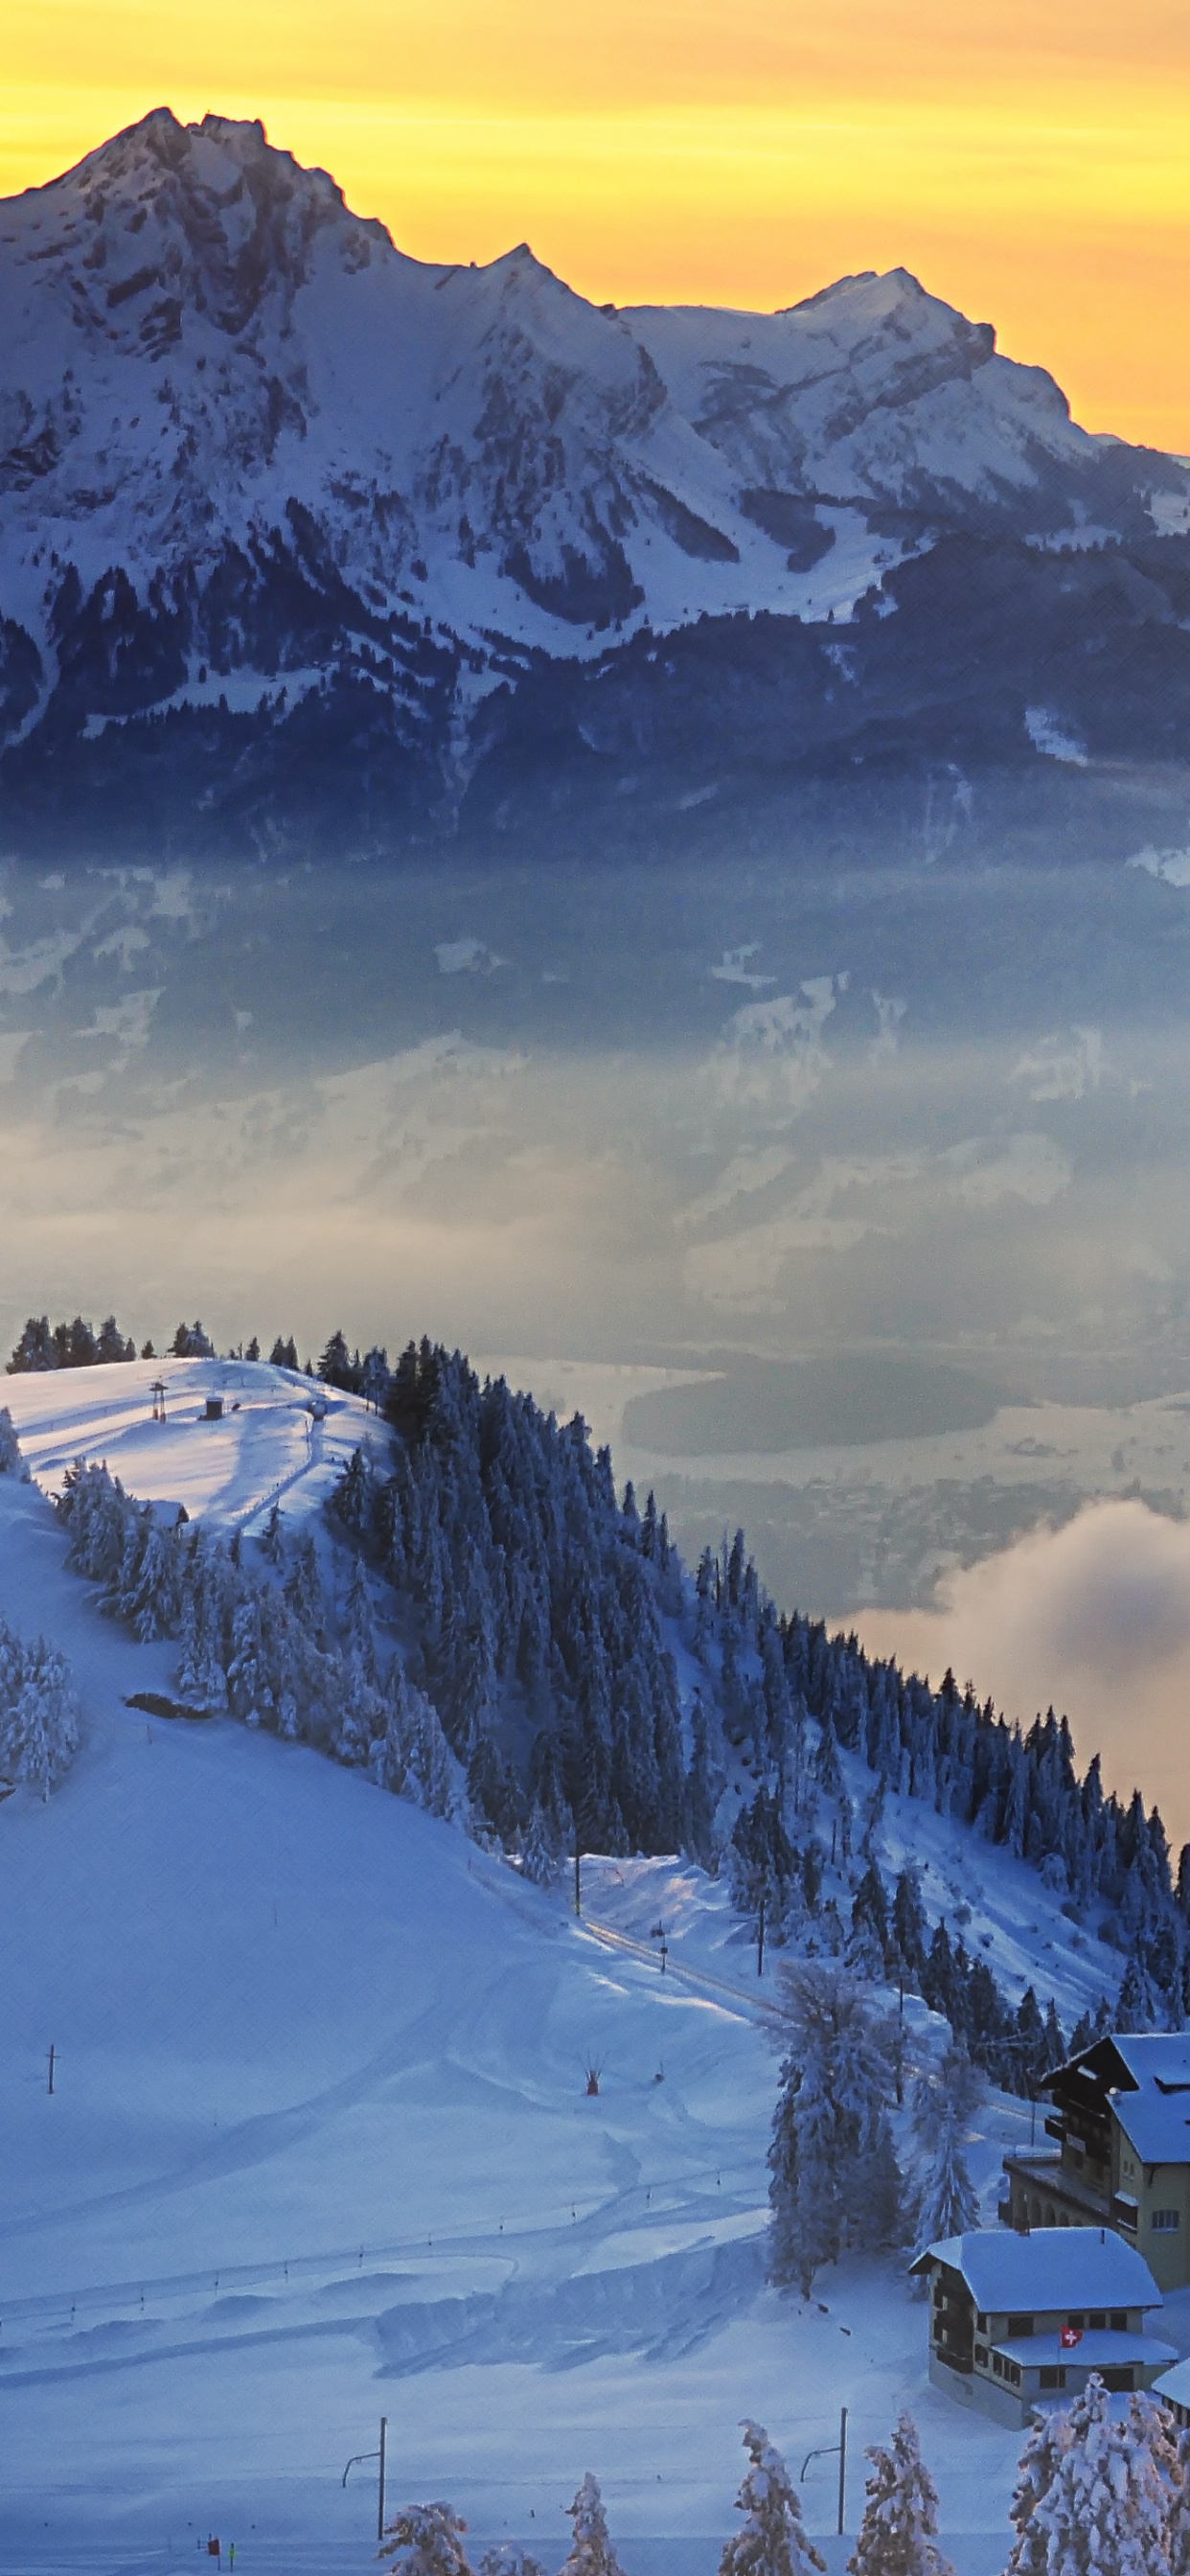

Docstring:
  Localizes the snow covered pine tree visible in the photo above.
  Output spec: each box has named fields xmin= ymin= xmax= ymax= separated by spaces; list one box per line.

xmin=560 ymin=2473 xmax=628 ymax=2576
xmin=0 ymin=1406 xmax=29 ymax=1478
xmin=848 ymin=2414 xmax=954 ymax=2576
xmin=378 ymin=2501 xmax=472 ymax=2576
xmin=720 ymin=2420 xmax=825 ymax=2576
xmin=0 ymin=1621 xmax=81 ymax=1797
xmin=768 ymin=1965 xmax=904 ymax=2293
xmin=907 ymin=2046 xmax=982 ymax=2264
xmin=1022 ymin=2377 xmax=1178 ymax=2576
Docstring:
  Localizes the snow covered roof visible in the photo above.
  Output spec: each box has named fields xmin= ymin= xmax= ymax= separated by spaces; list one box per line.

xmin=1052 ymin=2036 xmax=1190 ymax=2164
xmin=996 ymin=2331 xmax=1177 ymax=2369
xmin=910 ymin=2229 xmax=1162 ymax=2312
xmin=1154 ymin=2359 xmax=1190 ymax=2408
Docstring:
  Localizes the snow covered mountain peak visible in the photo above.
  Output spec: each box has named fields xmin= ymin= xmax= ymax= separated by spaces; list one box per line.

xmin=14 ymin=104 xmax=393 ymax=336
xmin=3 ymin=111 xmax=1190 ymax=849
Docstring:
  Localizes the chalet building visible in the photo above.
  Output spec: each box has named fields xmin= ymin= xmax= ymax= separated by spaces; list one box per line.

xmin=1155 ymin=2358 xmax=1190 ymax=2428
xmin=1001 ymin=2035 xmax=1190 ymax=2292
xmin=911 ymin=2228 xmax=1172 ymax=2427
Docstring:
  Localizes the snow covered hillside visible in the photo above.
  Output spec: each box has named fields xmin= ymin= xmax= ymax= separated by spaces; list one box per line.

xmin=2 ymin=1353 xmax=377 ymax=1531
xmin=4 ymin=109 xmax=1190 ymax=853
xmin=0 ymin=1358 xmax=1179 ymax=2573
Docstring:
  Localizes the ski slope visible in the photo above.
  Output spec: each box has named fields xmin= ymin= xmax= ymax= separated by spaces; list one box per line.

xmin=0 ymin=1371 xmax=1179 ymax=2576
xmin=2 ymin=1356 xmax=378 ymax=1532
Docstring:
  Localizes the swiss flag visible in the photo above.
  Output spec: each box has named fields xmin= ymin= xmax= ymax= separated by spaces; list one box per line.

xmin=1061 ymin=2326 xmax=1083 ymax=2350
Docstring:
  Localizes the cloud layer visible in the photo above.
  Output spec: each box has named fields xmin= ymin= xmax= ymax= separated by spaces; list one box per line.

xmin=856 ymin=1499 xmax=1190 ymax=1844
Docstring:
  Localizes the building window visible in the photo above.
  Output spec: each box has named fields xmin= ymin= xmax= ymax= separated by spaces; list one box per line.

xmin=976 ymin=2313 xmax=988 ymax=2331
xmin=1040 ymin=2368 xmax=1067 ymax=2392
xmin=1110 ymin=2312 xmax=1127 ymax=2332
xmin=975 ymin=2346 xmax=988 ymax=2367
xmin=993 ymin=2354 xmax=1004 ymax=2377
xmin=1008 ymin=2363 xmax=1021 ymax=2387
xmin=1066 ymin=2315 xmax=1085 ymax=2330
xmin=1007 ymin=2315 xmax=1033 ymax=2336
xmin=1153 ymin=2211 xmax=1180 ymax=2232
xmin=1088 ymin=2312 xmax=1106 ymax=2331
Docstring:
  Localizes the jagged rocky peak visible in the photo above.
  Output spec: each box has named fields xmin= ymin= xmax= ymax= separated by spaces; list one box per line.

xmin=7 ymin=106 xmax=392 ymax=344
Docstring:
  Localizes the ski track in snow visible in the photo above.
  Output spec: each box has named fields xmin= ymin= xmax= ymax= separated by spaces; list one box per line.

xmin=0 ymin=1362 xmax=1171 ymax=2573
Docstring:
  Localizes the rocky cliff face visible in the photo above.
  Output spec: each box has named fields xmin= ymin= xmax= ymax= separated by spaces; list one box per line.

xmin=3 ymin=107 xmax=1189 ymax=855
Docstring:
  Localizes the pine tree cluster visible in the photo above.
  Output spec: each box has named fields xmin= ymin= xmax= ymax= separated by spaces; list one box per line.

xmin=0 ymin=1616 xmax=80 ymax=1798
xmin=767 ymin=1966 xmax=905 ymax=2294
xmin=8 ymin=1313 xmax=140 ymax=1370
xmin=696 ymin=1521 xmax=1189 ymax=2040
xmin=54 ymin=1460 xmax=457 ymax=1820
xmin=1006 ymin=2373 xmax=1190 ymax=2576
xmin=329 ymin=1341 xmax=692 ymax=1859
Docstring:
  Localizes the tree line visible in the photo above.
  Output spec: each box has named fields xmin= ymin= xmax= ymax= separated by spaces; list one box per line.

xmin=377 ymin=2382 xmax=1190 ymax=2576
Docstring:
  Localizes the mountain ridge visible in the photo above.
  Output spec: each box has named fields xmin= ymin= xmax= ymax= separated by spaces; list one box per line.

xmin=4 ymin=107 xmax=1190 ymax=854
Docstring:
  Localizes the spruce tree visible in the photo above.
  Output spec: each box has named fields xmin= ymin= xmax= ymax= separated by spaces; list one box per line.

xmin=768 ymin=1965 xmax=903 ymax=2293
xmin=7 ymin=1315 xmax=57 ymax=1372
xmin=0 ymin=1408 xmax=29 ymax=1479
xmin=1005 ymin=2403 xmax=1070 ymax=2576
xmin=847 ymin=2414 xmax=954 ymax=2576
xmin=560 ymin=2473 xmax=627 ymax=2576
xmin=1030 ymin=2379 xmax=1175 ymax=2576
xmin=908 ymin=2048 xmax=981 ymax=2256
xmin=719 ymin=2420 xmax=825 ymax=2576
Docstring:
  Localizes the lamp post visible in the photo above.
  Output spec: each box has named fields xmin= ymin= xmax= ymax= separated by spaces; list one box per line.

xmin=342 ymin=2418 xmax=388 ymax=2542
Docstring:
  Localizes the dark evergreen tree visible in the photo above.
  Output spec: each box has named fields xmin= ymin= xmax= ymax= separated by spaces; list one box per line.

xmin=7 ymin=1316 xmax=57 ymax=1372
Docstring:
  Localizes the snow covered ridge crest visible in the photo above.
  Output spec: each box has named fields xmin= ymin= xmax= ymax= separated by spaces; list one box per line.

xmin=3 ymin=108 xmax=1190 ymax=850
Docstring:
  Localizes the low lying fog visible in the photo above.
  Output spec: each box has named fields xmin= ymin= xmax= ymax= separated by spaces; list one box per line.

xmin=4 ymin=845 xmax=1190 ymax=1830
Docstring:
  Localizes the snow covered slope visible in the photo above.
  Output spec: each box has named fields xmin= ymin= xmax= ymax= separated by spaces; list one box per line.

xmin=3 ymin=110 xmax=1190 ymax=851
xmin=2 ymin=1354 xmax=378 ymax=1532
xmin=0 ymin=1368 xmax=1169 ymax=2573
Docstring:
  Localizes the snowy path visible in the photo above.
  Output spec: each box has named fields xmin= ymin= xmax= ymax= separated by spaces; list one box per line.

xmin=578 ymin=1915 xmax=787 ymax=2030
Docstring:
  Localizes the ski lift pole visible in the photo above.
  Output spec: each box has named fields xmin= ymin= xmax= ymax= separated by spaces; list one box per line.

xmin=800 ymin=2404 xmax=848 ymax=2536
xmin=342 ymin=2417 xmax=388 ymax=2540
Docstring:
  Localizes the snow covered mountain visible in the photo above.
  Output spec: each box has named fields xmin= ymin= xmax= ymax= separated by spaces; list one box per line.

xmin=4 ymin=108 xmax=1190 ymax=854
xmin=0 ymin=1353 xmax=1164 ymax=2569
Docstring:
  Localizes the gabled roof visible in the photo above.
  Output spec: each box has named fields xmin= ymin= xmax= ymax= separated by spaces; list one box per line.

xmin=1155 ymin=2358 xmax=1190 ymax=2408
xmin=910 ymin=2228 xmax=1162 ymax=2313
xmin=1048 ymin=2035 xmax=1190 ymax=2165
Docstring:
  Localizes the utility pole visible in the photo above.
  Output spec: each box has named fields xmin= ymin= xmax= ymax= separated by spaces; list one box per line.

xmin=800 ymin=2403 xmax=848 ymax=2535
xmin=757 ymin=1898 xmax=766 ymax=1979
xmin=378 ymin=2417 xmax=387 ymax=2542
xmin=574 ymin=1848 xmax=582 ymax=1918
xmin=47 ymin=2043 xmax=56 ymax=2096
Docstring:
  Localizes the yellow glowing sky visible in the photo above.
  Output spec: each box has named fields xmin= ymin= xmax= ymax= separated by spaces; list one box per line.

xmin=5 ymin=0 xmax=1190 ymax=449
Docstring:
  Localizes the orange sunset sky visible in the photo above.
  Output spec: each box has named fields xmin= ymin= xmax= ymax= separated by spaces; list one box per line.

xmin=5 ymin=0 xmax=1189 ymax=451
